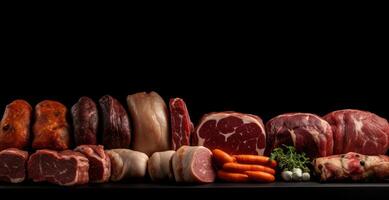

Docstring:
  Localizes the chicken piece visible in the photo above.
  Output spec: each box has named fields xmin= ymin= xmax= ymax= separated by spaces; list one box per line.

xmin=32 ymin=100 xmax=70 ymax=150
xmin=127 ymin=91 xmax=170 ymax=156
xmin=0 ymin=100 xmax=32 ymax=150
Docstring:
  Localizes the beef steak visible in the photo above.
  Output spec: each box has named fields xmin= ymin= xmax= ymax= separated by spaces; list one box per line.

xmin=74 ymin=145 xmax=111 ymax=183
xmin=193 ymin=112 xmax=266 ymax=155
xmin=28 ymin=149 xmax=89 ymax=186
xmin=266 ymin=113 xmax=333 ymax=158
xmin=0 ymin=148 xmax=28 ymax=183
xmin=323 ymin=109 xmax=389 ymax=155
xmin=170 ymin=98 xmax=193 ymax=150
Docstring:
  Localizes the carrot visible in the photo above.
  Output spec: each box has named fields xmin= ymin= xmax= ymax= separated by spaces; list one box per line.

xmin=212 ymin=149 xmax=236 ymax=164
xmin=217 ymin=170 xmax=249 ymax=182
xmin=233 ymin=155 xmax=277 ymax=168
xmin=223 ymin=162 xmax=276 ymax=175
xmin=245 ymin=171 xmax=275 ymax=183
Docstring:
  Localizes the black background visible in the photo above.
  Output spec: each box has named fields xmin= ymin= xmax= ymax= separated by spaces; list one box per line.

xmin=1 ymin=30 xmax=387 ymax=125
xmin=1 ymin=9 xmax=388 ymax=199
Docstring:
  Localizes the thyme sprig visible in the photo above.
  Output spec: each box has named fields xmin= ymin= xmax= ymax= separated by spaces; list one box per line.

xmin=270 ymin=145 xmax=310 ymax=172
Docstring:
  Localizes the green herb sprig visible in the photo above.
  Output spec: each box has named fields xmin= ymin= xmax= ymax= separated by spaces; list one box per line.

xmin=270 ymin=145 xmax=310 ymax=172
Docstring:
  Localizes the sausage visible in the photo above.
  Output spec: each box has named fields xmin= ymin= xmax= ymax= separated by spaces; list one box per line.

xmin=32 ymin=100 xmax=70 ymax=150
xmin=0 ymin=100 xmax=32 ymax=150
xmin=71 ymin=97 xmax=98 ymax=145
xmin=99 ymin=95 xmax=131 ymax=149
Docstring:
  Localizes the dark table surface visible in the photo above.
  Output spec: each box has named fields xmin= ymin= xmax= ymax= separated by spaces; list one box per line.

xmin=1 ymin=181 xmax=389 ymax=199
xmin=2 ymin=181 xmax=389 ymax=189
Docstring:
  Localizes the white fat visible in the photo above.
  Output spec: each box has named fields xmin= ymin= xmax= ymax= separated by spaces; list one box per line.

xmin=171 ymin=98 xmax=179 ymax=104
xmin=320 ymin=118 xmax=330 ymax=129
xmin=361 ymin=140 xmax=367 ymax=148
xmin=223 ymin=131 xmax=237 ymax=141
xmin=178 ymin=114 xmax=183 ymax=134
xmin=174 ymin=148 xmax=186 ymax=181
xmin=59 ymin=169 xmax=68 ymax=175
xmin=39 ymin=157 xmax=43 ymax=175
xmin=272 ymin=113 xmax=322 ymax=122
xmin=197 ymin=136 xmax=205 ymax=146
xmin=256 ymin=148 xmax=265 ymax=155
xmin=9 ymin=177 xmax=24 ymax=183
xmin=203 ymin=113 xmax=260 ymax=126
xmin=172 ymin=150 xmax=182 ymax=182
xmin=182 ymin=147 xmax=196 ymax=182
xmin=274 ymin=113 xmax=331 ymax=129
xmin=1 ymin=149 xmax=22 ymax=155
xmin=242 ymin=117 xmax=255 ymax=124
xmin=289 ymin=129 xmax=296 ymax=146
xmin=354 ymin=117 xmax=364 ymax=133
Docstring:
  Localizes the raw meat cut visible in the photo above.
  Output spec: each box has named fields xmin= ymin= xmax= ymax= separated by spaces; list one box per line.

xmin=323 ymin=109 xmax=389 ymax=155
xmin=99 ymin=95 xmax=131 ymax=149
xmin=74 ymin=145 xmax=111 ymax=183
xmin=28 ymin=149 xmax=89 ymax=186
xmin=148 ymin=150 xmax=175 ymax=182
xmin=71 ymin=97 xmax=98 ymax=145
xmin=32 ymin=100 xmax=70 ymax=150
xmin=0 ymin=100 xmax=32 ymax=150
xmin=0 ymin=148 xmax=28 ymax=183
xmin=193 ymin=112 xmax=266 ymax=155
xmin=265 ymin=113 xmax=333 ymax=158
xmin=313 ymin=152 xmax=389 ymax=181
xmin=127 ymin=91 xmax=170 ymax=156
xmin=106 ymin=149 xmax=148 ymax=181
xmin=172 ymin=145 xmax=215 ymax=183
xmin=170 ymin=98 xmax=193 ymax=150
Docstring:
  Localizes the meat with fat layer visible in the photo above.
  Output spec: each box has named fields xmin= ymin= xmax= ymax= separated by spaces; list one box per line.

xmin=0 ymin=148 xmax=28 ymax=183
xmin=172 ymin=145 xmax=215 ymax=183
xmin=323 ymin=109 xmax=389 ymax=155
xmin=28 ymin=149 xmax=89 ymax=186
xmin=265 ymin=113 xmax=333 ymax=158
xmin=74 ymin=145 xmax=111 ymax=183
xmin=170 ymin=98 xmax=194 ymax=150
xmin=193 ymin=112 xmax=266 ymax=155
